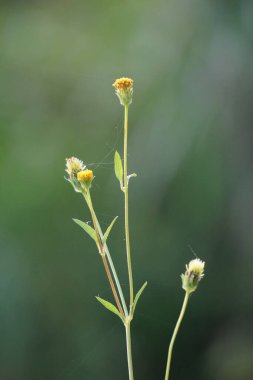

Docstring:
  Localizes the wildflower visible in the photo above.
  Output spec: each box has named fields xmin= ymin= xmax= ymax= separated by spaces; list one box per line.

xmin=65 ymin=157 xmax=86 ymax=193
xmin=77 ymin=169 xmax=94 ymax=189
xmin=181 ymin=258 xmax=205 ymax=293
xmin=66 ymin=157 xmax=85 ymax=177
xmin=113 ymin=77 xmax=134 ymax=106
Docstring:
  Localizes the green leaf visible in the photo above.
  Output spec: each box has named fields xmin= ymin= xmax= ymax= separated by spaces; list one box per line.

xmin=132 ymin=282 xmax=148 ymax=314
xmin=96 ymin=296 xmax=124 ymax=322
xmin=73 ymin=218 xmax=97 ymax=243
xmin=102 ymin=216 xmax=118 ymax=244
xmin=114 ymin=151 xmax=123 ymax=185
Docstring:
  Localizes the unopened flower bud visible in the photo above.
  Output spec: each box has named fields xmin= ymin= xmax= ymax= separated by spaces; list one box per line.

xmin=77 ymin=169 xmax=94 ymax=189
xmin=181 ymin=258 xmax=205 ymax=293
xmin=113 ymin=77 xmax=134 ymax=106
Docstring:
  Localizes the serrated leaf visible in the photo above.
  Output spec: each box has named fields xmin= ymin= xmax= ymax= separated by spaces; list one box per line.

xmin=102 ymin=216 xmax=118 ymax=244
xmin=96 ymin=296 xmax=124 ymax=322
xmin=132 ymin=282 xmax=148 ymax=314
xmin=114 ymin=151 xmax=123 ymax=185
xmin=73 ymin=218 xmax=97 ymax=243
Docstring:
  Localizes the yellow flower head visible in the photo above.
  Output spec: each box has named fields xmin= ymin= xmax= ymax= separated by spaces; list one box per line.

xmin=181 ymin=258 xmax=205 ymax=293
xmin=113 ymin=77 xmax=134 ymax=91
xmin=113 ymin=77 xmax=134 ymax=106
xmin=77 ymin=169 xmax=94 ymax=183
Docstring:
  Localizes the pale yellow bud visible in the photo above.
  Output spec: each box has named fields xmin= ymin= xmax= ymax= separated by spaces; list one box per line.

xmin=181 ymin=258 xmax=205 ymax=293
xmin=113 ymin=77 xmax=134 ymax=106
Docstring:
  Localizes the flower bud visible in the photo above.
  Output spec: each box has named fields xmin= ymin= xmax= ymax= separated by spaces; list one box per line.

xmin=65 ymin=157 xmax=86 ymax=192
xmin=77 ymin=169 xmax=94 ymax=190
xmin=66 ymin=157 xmax=86 ymax=177
xmin=181 ymin=258 xmax=205 ymax=293
xmin=113 ymin=77 xmax=134 ymax=106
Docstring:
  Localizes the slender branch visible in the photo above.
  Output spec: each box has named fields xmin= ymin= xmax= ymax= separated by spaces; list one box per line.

xmin=101 ymin=254 xmax=124 ymax=316
xmin=125 ymin=322 xmax=134 ymax=380
xmin=91 ymin=210 xmax=129 ymax=317
xmin=85 ymin=190 xmax=125 ymax=317
xmin=83 ymin=193 xmax=128 ymax=316
xmin=123 ymin=105 xmax=134 ymax=309
xmin=165 ymin=291 xmax=190 ymax=380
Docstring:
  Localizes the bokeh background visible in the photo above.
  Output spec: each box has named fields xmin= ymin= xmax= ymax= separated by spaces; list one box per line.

xmin=1 ymin=0 xmax=253 ymax=379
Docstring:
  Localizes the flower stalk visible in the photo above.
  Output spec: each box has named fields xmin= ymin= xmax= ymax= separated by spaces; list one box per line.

xmin=164 ymin=259 xmax=205 ymax=380
xmin=113 ymin=77 xmax=135 ymax=379
xmin=164 ymin=291 xmax=190 ymax=380
xmin=123 ymin=104 xmax=134 ymax=310
xmin=90 ymin=207 xmax=129 ymax=317
xmin=123 ymin=103 xmax=135 ymax=380
xmin=85 ymin=189 xmax=125 ymax=317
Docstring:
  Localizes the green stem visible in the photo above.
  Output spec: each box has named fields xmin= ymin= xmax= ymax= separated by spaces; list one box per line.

xmin=123 ymin=104 xmax=134 ymax=309
xmin=85 ymin=190 xmax=124 ymax=316
xmin=83 ymin=192 xmax=128 ymax=317
xmin=125 ymin=321 xmax=134 ymax=380
xmin=165 ymin=291 xmax=190 ymax=380
xmin=123 ymin=104 xmax=135 ymax=380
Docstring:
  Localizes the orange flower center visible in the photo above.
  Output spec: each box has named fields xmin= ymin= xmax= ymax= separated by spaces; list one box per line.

xmin=113 ymin=77 xmax=134 ymax=91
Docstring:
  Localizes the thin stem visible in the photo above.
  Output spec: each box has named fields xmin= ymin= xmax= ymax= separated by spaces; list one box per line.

xmin=165 ymin=291 xmax=190 ymax=380
xmin=125 ymin=322 xmax=134 ymax=380
xmin=83 ymin=191 xmax=128 ymax=317
xmin=85 ymin=190 xmax=125 ymax=317
xmin=92 ymin=211 xmax=129 ymax=317
xmin=123 ymin=105 xmax=134 ymax=309
xmin=123 ymin=105 xmax=135 ymax=380
xmin=101 ymin=254 xmax=124 ymax=316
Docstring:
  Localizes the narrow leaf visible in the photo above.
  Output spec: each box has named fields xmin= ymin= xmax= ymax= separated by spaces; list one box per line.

xmin=114 ymin=151 xmax=123 ymax=185
xmin=102 ymin=216 xmax=118 ymax=244
xmin=73 ymin=218 xmax=97 ymax=243
xmin=96 ymin=296 xmax=124 ymax=322
xmin=133 ymin=282 xmax=148 ymax=314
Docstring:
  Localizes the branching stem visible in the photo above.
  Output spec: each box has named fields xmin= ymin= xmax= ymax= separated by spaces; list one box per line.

xmin=85 ymin=190 xmax=126 ymax=317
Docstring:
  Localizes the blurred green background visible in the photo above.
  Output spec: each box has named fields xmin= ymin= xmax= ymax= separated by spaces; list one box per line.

xmin=1 ymin=0 xmax=253 ymax=379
